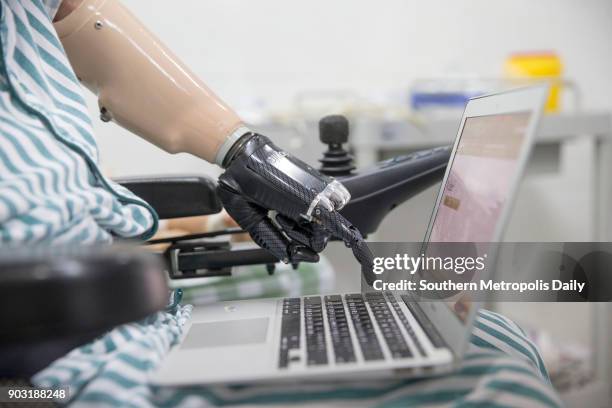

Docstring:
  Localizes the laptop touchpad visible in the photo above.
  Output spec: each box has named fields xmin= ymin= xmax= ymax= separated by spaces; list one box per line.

xmin=182 ymin=317 xmax=269 ymax=349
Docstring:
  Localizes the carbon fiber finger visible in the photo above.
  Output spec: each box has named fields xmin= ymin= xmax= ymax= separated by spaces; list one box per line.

xmin=217 ymin=182 xmax=291 ymax=262
xmin=275 ymin=214 xmax=330 ymax=253
xmin=316 ymin=208 xmax=376 ymax=285
xmin=349 ymin=238 xmax=376 ymax=286
xmin=248 ymin=220 xmax=292 ymax=263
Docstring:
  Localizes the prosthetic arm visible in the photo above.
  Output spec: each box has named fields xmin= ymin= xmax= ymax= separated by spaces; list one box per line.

xmin=54 ymin=0 xmax=374 ymax=279
xmin=54 ymin=0 xmax=245 ymax=164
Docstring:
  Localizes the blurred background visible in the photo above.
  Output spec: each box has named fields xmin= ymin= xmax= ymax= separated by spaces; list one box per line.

xmin=86 ymin=0 xmax=611 ymax=405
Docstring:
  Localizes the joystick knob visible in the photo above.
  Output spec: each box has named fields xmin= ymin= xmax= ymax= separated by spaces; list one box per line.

xmin=318 ymin=115 xmax=355 ymax=176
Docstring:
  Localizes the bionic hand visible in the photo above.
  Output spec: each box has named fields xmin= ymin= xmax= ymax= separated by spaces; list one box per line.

xmin=218 ymin=133 xmax=375 ymax=281
xmin=54 ymin=0 xmax=375 ymax=280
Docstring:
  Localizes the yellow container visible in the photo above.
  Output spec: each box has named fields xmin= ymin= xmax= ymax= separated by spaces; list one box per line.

xmin=505 ymin=52 xmax=563 ymax=112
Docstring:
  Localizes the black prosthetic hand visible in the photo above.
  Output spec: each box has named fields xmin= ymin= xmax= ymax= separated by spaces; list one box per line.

xmin=218 ymin=133 xmax=375 ymax=284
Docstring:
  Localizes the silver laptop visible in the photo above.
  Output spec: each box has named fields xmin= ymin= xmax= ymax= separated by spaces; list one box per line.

xmin=152 ymin=85 xmax=547 ymax=386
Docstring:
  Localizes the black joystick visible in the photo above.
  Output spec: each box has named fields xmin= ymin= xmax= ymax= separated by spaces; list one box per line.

xmin=318 ymin=115 xmax=356 ymax=176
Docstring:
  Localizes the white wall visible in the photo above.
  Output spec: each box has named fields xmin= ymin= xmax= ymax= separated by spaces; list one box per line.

xmin=90 ymin=0 xmax=612 ymax=176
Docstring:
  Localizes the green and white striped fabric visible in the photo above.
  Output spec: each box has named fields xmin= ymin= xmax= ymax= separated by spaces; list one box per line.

xmin=33 ymin=302 xmax=562 ymax=408
xmin=0 ymin=0 xmax=157 ymax=245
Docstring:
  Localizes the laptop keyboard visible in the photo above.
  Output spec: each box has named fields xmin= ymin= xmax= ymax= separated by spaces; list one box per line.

xmin=387 ymin=293 xmax=426 ymax=356
xmin=279 ymin=293 xmax=435 ymax=368
xmin=304 ymin=296 xmax=327 ymax=365
xmin=325 ymin=295 xmax=356 ymax=364
xmin=365 ymin=292 xmax=412 ymax=359
xmin=345 ymin=294 xmax=384 ymax=361
xmin=279 ymin=298 xmax=301 ymax=368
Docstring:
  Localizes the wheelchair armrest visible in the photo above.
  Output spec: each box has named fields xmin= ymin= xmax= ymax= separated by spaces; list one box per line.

xmin=338 ymin=146 xmax=451 ymax=235
xmin=117 ymin=175 xmax=222 ymax=219
xmin=0 ymin=246 xmax=169 ymax=377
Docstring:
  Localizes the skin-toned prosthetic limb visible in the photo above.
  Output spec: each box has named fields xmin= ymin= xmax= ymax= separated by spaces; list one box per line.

xmin=54 ymin=0 xmax=375 ymax=282
xmin=54 ymin=0 xmax=246 ymax=164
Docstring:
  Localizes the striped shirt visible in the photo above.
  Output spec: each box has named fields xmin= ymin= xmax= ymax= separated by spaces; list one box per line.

xmin=0 ymin=0 xmax=157 ymax=246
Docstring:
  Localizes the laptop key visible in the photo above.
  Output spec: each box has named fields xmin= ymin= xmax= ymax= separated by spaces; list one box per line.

xmin=324 ymin=295 xmax=356 ymax=364
xmin=365 ymin=292 xmax=412 ymax=359
xmin=279 ymin=298 xmax=301 ymax=366
xmin=279 ymin=298 xmax=301 ymax=368
xmin=345 ymin=294 xmax=384 ymax=361
xmin=384 ymin=292 xmax=427 ymax=356
xmin=304 ymin=296 xmax=328 ymax=365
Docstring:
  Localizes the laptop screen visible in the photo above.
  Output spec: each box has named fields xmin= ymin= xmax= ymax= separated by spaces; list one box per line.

xmin=426 ymin=111 xmax=532 ymax=324
xmin=429 ymin=112 xmax=532 ymax=243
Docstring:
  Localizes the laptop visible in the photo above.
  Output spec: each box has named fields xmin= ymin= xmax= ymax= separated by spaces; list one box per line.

xmin=152 ymin=85 xmax=547 ymax=386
